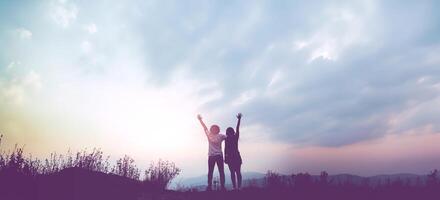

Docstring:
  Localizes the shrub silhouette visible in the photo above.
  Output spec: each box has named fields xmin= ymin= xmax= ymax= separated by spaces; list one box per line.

xmin=265 ymin=170 xmax=284 ymax=189
xmin=70 ymin=148 xmax=110 ymax=173
xmin=246 ymin=178 xmax=260 ymax=188
xmin=144 ymin=159 xmax=181 ymax=191
xmin=319 ymin=171 xmax=331 ymax=185
xmin=293 ymin=172 xmax=312 ymax=188
xmin=0 ymin=135 xmax=182 ymax=200
xmin=112 ymin=155 xmax=140 ymax=180
xmin=427 ymin=169 xmax=439 ymax=187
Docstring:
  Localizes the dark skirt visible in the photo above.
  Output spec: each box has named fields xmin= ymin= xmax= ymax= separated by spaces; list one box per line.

xmin=224 ymin=151 xmax=242 ymax=165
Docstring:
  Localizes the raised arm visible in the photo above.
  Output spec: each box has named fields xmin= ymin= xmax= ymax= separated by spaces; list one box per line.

xmin=197 ymin=114 xmax=209 ymax=136
xmin=236 ymin=113 xmax=242 ymax=139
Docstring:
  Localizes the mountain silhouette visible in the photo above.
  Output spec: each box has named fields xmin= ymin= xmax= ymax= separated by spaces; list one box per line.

xmin=180 ymin=172 xmax=429 ymax=189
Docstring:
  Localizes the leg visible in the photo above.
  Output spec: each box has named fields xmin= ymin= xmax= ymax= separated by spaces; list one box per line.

xmin=237 ymin=164 xmax=242 ymax=189
xmin=228 ymin=164 xmax=237 ymax=189
xmin=216 ymin=155 xmax=226 ymax=189
xmin=207 ymin=156 xmax=215 ymax=190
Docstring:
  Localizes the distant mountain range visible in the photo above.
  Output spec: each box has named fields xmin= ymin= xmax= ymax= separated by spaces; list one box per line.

xmin=316 ymin=173 xmax=427 ymax=186
xmin=178 ymin=172 xmax=428 ymax=189
xmin=178 ymin=171 xmax=265 ymax=188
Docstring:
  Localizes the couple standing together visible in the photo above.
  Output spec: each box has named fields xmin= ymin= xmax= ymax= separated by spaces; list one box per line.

xmin=197 ymin=113 xmax=243 ymax=191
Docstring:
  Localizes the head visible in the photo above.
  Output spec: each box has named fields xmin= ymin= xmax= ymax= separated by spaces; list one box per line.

xmin=209 ymin=125 xmax=220 ymax=135
xmin=226 ymin=127 xmax=235 ymax=137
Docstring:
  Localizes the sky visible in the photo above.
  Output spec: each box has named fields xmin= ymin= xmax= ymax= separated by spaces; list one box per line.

xmin=1 ymin=0 xmax=440 ymax=178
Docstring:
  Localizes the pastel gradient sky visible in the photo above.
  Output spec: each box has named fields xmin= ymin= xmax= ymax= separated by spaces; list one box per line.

xmin=1 ymin=0 xmax=440 ymax=178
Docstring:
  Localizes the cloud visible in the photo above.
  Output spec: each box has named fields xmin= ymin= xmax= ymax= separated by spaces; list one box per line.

xmin=7 ymin=0 xmax=438 ymax=149
xmin=84 ymin=23 xmax=97 ymax=34
xmin=1 ymin=70 xmax=42 ymax=105
xmin=6 ymin=61 xmax=20 ymax=70
xmin=50 ymin=0 xmax=78 ymax=28
xmin=2 ymin=0 xmax=440 ymax=175
xmin=168 ymin=0 xmax=440 ymax=149
xmin=15 ymin=28 xmax=32 ymax=40
xmin=232 ymin=90 xmax=257 ymax=106
xmin=284 ymin=128 xmax=440 ymax=175
xmin=81 ymin=40 xmax=92 ymax=53
xmin=301 ymin=2 xmax=377 ymax=62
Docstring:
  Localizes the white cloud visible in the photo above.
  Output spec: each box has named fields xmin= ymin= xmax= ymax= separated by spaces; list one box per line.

xmin=81 ymin=41 xmax=92 ymax=53
xmin=309 ymin=44 xmax=337 ymax=62
xmin=3 ymin=85 xmax=25 ymax=105
xmin=268 ymin=70 xmax=283 ymax=88
xmin=416 ymin=76 xmax=429 ymax=84
xmin=15 ymin=28 xmax=32 ymax=39
xmin=2 ymin=0 xmax=440 ymax=175
xmin=293 ymin=41 xmax=308 ymax=50
xmin=302 ymin=3 xmax=377 ymax=62
xmin=6 ymin=61 xmax=20 ymax=70
xmin=50 ymin=0 xmax=78 ymax=28
xmin=84 ymin=23 xmax=97 ymax=34
xmin=1 ymin=70 xmax=43 ymax=105
xmin=232 ymin=90 xmax=257 ymax=106
xmin=23 ymin=70 xmax=43 ymax=91
xmin=265 ymin=69 xmax=291 ymax=97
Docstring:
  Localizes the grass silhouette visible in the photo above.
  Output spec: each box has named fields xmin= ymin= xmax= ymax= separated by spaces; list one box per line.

xmin=1 ymin=134 xmax=439 ymax=200
xmin=0 ymin=134 xmax=180 ymax=200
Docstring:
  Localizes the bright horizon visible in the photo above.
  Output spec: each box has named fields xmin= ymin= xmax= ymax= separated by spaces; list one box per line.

xmin=1 ymin=0 xmax=440 ymax=179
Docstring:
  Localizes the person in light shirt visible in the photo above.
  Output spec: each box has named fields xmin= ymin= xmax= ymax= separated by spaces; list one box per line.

xmin=197 ymin=114 xmax=226 ymax=191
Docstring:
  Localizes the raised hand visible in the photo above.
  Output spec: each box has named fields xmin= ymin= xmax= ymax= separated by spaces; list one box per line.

xmin=236 ymin=113 xmax=242 ymax=138
xmin=197 ymin=114 xmax=208 ymax=134
xmin=237 ymin=113 xmax=242 ymax=119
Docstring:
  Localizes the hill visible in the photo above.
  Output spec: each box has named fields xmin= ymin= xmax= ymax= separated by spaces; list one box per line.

xmin=179 ymin=171 xmax=265 ymax=187
xmin=1 ymin=167 xmax=145 ymax=200
xmin=181 ymin=172 xmax=429 ymax=189
xmin=1 ymin=167 xmax=439 ymax=200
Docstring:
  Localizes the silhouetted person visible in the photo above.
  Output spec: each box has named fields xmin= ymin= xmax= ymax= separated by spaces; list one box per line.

xmin=197 ymin=114 xmax=226 ymax=191
xmin=225 ymin=113 xmax=243 ymax=190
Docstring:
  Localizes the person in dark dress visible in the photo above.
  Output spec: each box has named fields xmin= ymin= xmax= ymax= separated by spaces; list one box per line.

xmin=225 ymin=113 xmax=243 ymax=190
